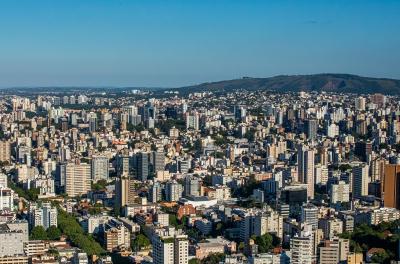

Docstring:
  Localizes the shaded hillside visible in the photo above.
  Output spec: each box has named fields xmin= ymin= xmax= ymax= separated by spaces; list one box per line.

xmin=180 ymin=74 xmax=400 ymax=95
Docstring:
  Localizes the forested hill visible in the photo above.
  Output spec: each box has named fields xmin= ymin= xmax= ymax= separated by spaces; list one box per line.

xmin=179 ymin=74 xmax=400 ymax=95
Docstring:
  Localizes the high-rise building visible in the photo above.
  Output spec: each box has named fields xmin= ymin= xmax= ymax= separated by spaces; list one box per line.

xmin=354 ymin=141 xmax=372 ymax=162
xmin=368 ymin=207 xmax=400 ymax=225
xmin=151 ymin=151 xmax=165 ymax=174
xmin=330 ymin=181 xmax=350 ymax=204
xmin=169 ymin=127 xmax=180 ymax=138
xmin=326 ymin=123 xmax=339 ymax=138
xmin=55 ymin=162 xmax=67 ymax=192
xmin=181 ymin=102 xmax=188 ymax=114
xmin=290 ymin=231 xmax=314 ymax=264
xmin=65 ymin=163 xmax=91 ymax=197
xmin=88 ymin=112 xmax=97 ymax=132
xmin=305 ymin=119 xmax=318 ymax=140
xmin=318 ymin=238 xmax=349 ymax=264
xmin=297 ymin=145 xmax=315 ymax=199
xmin=371 ymin=157 xmax=387 ymax=182
xmin=301 ymin=204 xmax=318 ymax=230
xmin=152 ymin=228 xmax=188 ymax=264
xmin=0 ymin=140 xmax=11 ymax=163
xmin=17 ymin=145 xmax=31 ymax=165
xmin=239 ymin=208 xmax=283 ymax=241
xmin=91 ymin=155 xmax=109 ymax=182
xmin=149 ymin=182 xmax=162 ymax=203
xmin=352 ymin=164 xmax=369 ymax=199
xmin=61 ymin=118 xmax=68 ymax=132
xmin=70 ymin=113 xmax=78 ymax=126
xmin=383 ymin=164 xmax=400 ymax=209
xmin=62 ymin=96 xmax=69 ymax=105
xmin=103 ymin=219 xmax=131 ymax=252
xmin=58 ymin=146 xmax=71 ymax=162
xmin=0 ymin=173 xmax=7 ymax=188
xmin=234 ymin=105 xmax=246 ymax=121
xmin=29 ymin=202 xmax=57 ymax=229
xmin=185 ymin=111 xmax=199 ymax=130
xmin=355 ymin=97 xmax=366 ymax=111
xmin=0 ymin=187 xmax=13 ymax=210
xmin=152 ymin=234 xmax=174 ymax=264
xmin=355 ymin=120 xmax=367 ymax=136
xmin=124 ymin=105 xmax=138 ymax=123
xmin=115 ymin=176 xmax=136 ymax=208
xmin=140 ymin=102 xmax=156 ymax=123
xmin=156 ymin=213 xmax=170 ymax=227
xmin=280 ymin=184 xmax=308 ymax=206
xmin=42 ymin=203 xmax=57 ymax=230
xmin=116 ymin=153 xmax=130 ymax=177
xmin=184 ymin=175 xmax=200 ymax=197
xmin=314 ymin=164 xmax=329 ymax=185
xmin=174 ymin=235 xmax=189 ymax=264
xmin=119 ymin=112 xmax=129 ymax=130
xmin=319 ymin=218 xmax=343 ymax=240
xmin=177 ymin=158 xmax=191 ymax=174
xmin=136 ymin=152 xmax=149 ymax=181
xmin=370 ymin=93 xmax=386 ymax=106
xmin=165 ymin=181 xmax=183 ymax=202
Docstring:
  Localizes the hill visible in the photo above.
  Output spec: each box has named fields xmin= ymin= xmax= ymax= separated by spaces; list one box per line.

xmin=179 ymin=74 xmax=400 ymax=95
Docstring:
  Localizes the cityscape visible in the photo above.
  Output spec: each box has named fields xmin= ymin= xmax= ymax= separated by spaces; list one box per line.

xmin=1 ymin=1 xmax=400 ymax=264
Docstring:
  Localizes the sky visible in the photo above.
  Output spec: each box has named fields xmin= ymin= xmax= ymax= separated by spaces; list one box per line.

xmin=0 ymin=0 xmax=399 ymax=87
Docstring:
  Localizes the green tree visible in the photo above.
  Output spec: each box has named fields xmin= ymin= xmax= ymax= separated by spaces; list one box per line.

xmin=244 ymin=130 xmax=255 ymax=141
xmin=169 ymin=213 xmax=178 ymax=226
xmin=252 ymin=233 xmax=273 ymax=253
xmin=111 ymin=253 xmax=132 ymax=264
xmin=200 ymin=253 xmax=225 ymax=264
xmin=88 ymin=204 xmax=103 ymax=215
xmin=112 ymin=204 xmax=121 ymax=217
xmin=47 ymin=248 xmax=59 ymax=256
xmin=47 ymin=225 xmax=61 ymax=240
xmin=26 ymin=187 xmax=40 ymax=201
xmin=193 ymin=139 xmax=202 ymax=151
xmin=238 ymin=242 xmax=245 ymax=252
xmin=8 ymin=179 xmax=40 ymax=201
xmin=215 ymin=222 xmax=224 ymax=236
xmin=371 ymin=250 xmax=390 ymax=263
xmin=131 ymin=234 xmax=151 ymax=250
xmin=213 ymin=136 xmax=228 ymax=146
xmin=339 ymin=164 xmax=352 ymax=172
xmin=57 ymin=208 xmax=104 ymax=256
xmin=271 ymin=234 xmax=281 ymax=247
xmin=189 ymin=259 xmax=200 ymax=264
xmin=92 ymin=179 xmax=108 ymax=191
xmin=30 ymin=226 xmax=49 ymax=240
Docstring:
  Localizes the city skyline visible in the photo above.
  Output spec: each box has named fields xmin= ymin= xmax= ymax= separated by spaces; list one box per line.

xmin=2 ymin=1 xmax=400 ymax=263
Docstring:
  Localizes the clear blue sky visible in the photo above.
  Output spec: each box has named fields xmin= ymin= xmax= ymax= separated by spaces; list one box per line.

xmin=0 ymin=0 xmax=399 ymax=87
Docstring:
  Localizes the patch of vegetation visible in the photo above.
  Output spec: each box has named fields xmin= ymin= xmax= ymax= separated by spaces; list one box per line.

xmin=8 ymin=178 xmax=40 ymax=201
xmin=57 ymin=207 xmax=105 ymax=256
xmin=251 ymin=233 xmax=281 ymax=253
xmin=30 ymin=226 xmax=49 ymax=240
xmin=131 ymin=234 xmax=151 ymax=251
xmin=339 ymin=221 xmax=400 ymax=263
xmin=91 ymin=179 xmax=108 ymax=191
xmin=199 ymin=253 xmax=225 ymax=264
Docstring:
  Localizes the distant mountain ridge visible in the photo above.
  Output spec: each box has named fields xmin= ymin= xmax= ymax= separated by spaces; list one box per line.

xmin=179 ymin=74 xmax=400 ymax=95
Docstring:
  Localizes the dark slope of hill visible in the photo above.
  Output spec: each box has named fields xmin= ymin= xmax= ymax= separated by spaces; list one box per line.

xmin=179 ymin=74 xmax=400 ymax=95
